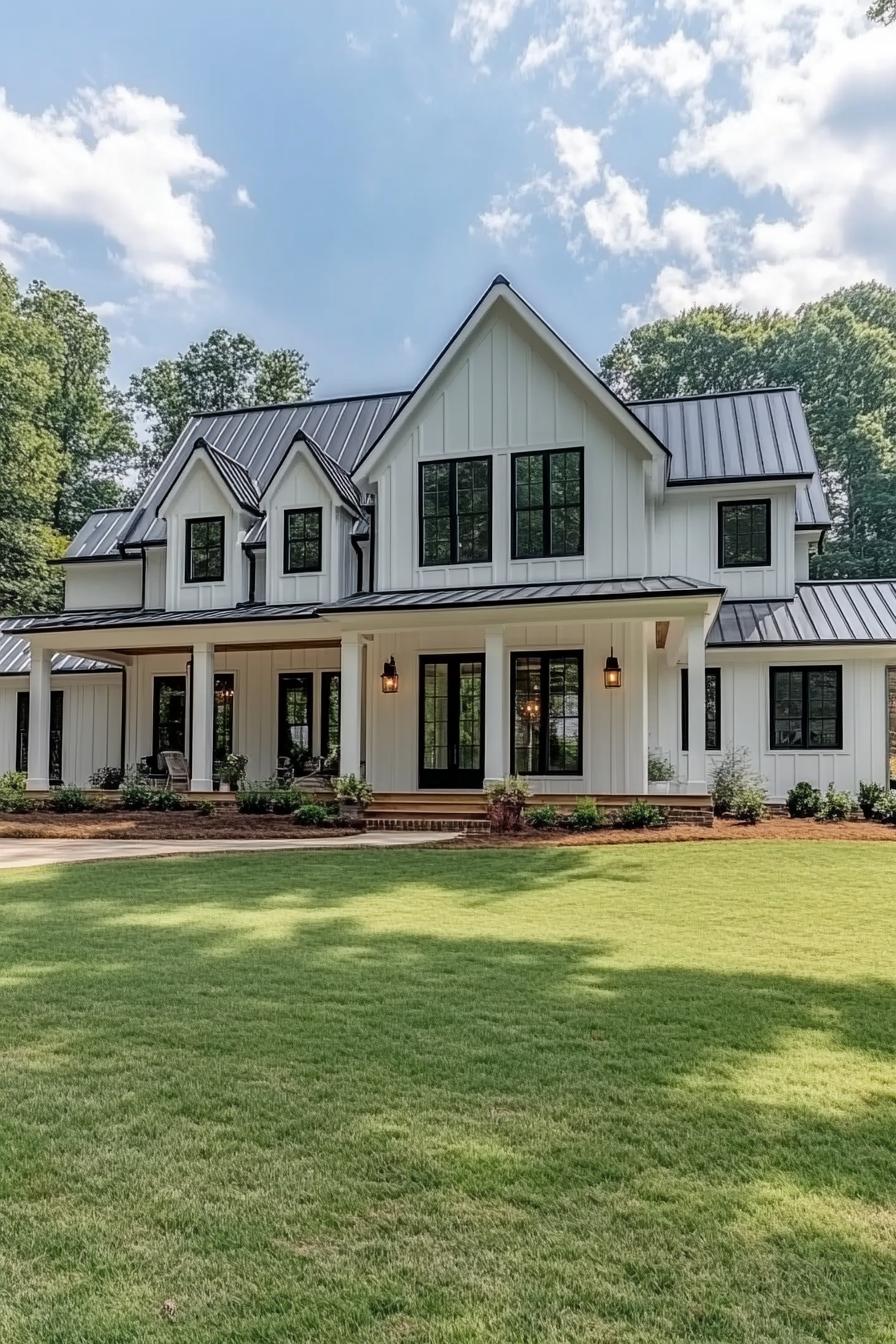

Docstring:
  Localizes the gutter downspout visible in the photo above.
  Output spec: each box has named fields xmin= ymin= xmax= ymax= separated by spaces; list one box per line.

xmin=367 ymin=504 xmax=376 ymax=592
xmin=350 ymin=535 xmax=364 ymax=594
xmin=243 ymin=544 xmax=257 ymax=604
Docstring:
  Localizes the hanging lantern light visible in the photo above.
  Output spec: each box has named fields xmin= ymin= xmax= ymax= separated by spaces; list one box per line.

xmin=521 ymin=697 xmax=540 ymax=721
xmin=603 ymin=647 xmax=622 ymax=689
xmin=381 ymin=655 xmax=399 ymax=694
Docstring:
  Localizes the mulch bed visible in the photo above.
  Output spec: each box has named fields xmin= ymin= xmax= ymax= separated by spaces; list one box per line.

xmin=0 ymin=811 xmax=357 ymax=840
xmin=447 ymin=816 xmax=896 ymax=846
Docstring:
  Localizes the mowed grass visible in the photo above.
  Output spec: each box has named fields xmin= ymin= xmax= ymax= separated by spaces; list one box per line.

xmin=0 ymin=843 xmax=895 ymax=1343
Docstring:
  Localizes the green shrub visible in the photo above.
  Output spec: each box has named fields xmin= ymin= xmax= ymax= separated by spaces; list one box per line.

xmin=293 ymin=803 xmax=333 ymax=828
xmin=45 ymin=786 xmax=93 ymax=813
xmin=0 ymin=770 xmax=26 ymax=793
xmin=816 ymin=785 xmax=855 ymax=822
xmin=333 ymin=774 xmax=375 ymax=808
xmin=710 ymin=745 xmax=760 ymax=816
xmin=89 ymin=765 xmax=123 ymax=790
xmin=194 ymin=799 xmax=215 ymax=817
xmin=857 ymin=780 xmax=886 ymax=820
xmin=0 ymin=787 xmax=35 ymax=813
xmin=872 ymin=791 xmax=896 ymax=823
xmin=269 ymin=787 xmax=308 ymax=815
xmin=617 ymin=799 xmax=666 ymax=830
xmin=147 ymin=789 xmax=186 ymax=811
xmin=119 ymin=771 xmax=156 ymax=810
xmin=731 ymin=784 xmax=767 ymax=824
xmin=483 ymin=776 xmax=531 ymax=832
xmin=566 ymin=799 xmax=606 ymax=831
xmin=786 ymin=781 xmax=822 ymax=818
xmin=526 ymin=804 xmax=562 ymax=830
xmin=236 ymin=786 xmax=272 ymax=814
xmin=647 ymin=751 xmax=676 ymax=782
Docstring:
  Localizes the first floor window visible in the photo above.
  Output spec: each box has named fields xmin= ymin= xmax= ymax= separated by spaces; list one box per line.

xmin=284 ymin=508 xmax=322 ymax=573
xmin=16 ymin=690 xmax=63 ymax=783
xmin=278 ymin=673 xmax=313 ymax=771
xmin=213 ymin=673 xmax=235 ymax=772
xmin=718 ymin=500 xmax=771 ymax=568
xmin=321 ymin=671 xmax=340 ymax=758
xmin=770 ymin=666 xmax=842 ymax=749
xmin=512 ymin=448 xmax=583 ymax=559
xmin=153 ymin=676 xmax=187 ymax=760
xmin=511 ymin=651 xmax=582 ymax=775
xmin=185 ymin=516 xmax=224 ymax=582
xmin=681 ymin=668 xmax=722 ymax=752
xmin=419 ymin=457 xmax=491 ymax=566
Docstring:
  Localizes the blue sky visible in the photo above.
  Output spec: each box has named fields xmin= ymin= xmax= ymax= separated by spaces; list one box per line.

xmin=2 ymin=0 xmax=893 ymax=398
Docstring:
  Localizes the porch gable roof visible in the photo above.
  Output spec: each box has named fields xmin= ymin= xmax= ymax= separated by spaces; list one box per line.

xmin=322 ymin=576 xmax=724 ymax=613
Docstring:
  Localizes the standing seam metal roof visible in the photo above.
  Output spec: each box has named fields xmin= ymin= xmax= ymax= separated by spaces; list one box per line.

xmin=709 ymin=581 xmax=896 ymax=645
xmin=0 ymin=629 xmax=118 ymax=674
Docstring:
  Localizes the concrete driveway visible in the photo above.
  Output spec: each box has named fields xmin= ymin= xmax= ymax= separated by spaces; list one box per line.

xmin=0 ymin=834 xmax=459 ymax=870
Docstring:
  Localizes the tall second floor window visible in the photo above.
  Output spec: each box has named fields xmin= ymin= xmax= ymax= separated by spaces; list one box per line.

xmin=284 ymin=508 xmax=323 ymax=573
xmin=419 ymin=457 xmax=491 ymax=566
xmin=185 ymin=517 xmax=224 ymax=583
xmin=718 ymin=500 xmax=771 ymax=568
xmin=512 ymin=448 xmax=583 ymax=559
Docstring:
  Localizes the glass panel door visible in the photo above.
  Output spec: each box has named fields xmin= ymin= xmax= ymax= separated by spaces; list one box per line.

xmin=213 ymin=673 xmax=235 ymax=781
xmin=152 ymin=676 xmax=187 ymax=762
xmin=278 ymin=673 xmax=313 ymax=773
xmin=419 ymin=655 xmax=484 ymax=788
xmin=15 ymin=689 xmax=63 ymax=783
xmin=321 ymin=672 xmax=340 ymax=760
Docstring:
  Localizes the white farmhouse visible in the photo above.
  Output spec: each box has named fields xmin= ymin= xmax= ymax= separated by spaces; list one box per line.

xmin=3 ymin=277 xmax=894 ymax=816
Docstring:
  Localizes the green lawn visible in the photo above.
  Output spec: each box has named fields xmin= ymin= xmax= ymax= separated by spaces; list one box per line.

xmin=0 ymin=843 xmax=894 ymax=1343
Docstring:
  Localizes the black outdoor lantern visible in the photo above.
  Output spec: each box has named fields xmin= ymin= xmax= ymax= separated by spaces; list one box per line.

xmin=381 ymin=655 xmax=399 ymax=694
xmin=603 ymin=647 xmax=622 ymax=689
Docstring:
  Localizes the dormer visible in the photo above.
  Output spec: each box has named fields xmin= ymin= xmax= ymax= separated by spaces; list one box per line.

xmin=256 ymin=430 xmax=365 ymax=604
xmin=157 ymin=437 xmax=262 ymax=611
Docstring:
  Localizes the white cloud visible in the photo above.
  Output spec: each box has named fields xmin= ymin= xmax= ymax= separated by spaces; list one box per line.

xmin=451 ymin=0 xmax=529 ymax=65
xmin=473 ymin=203 xmax=530 ymax=242
xmin=550 ymin=118 xmax=602 ymax=190
xmin=0 ymin=217 xmax=60 ymax=271
xmin=519 ymin=31 xmax=568 ymax=76
xmin=606 ymin=29 xmax=712 ymax=101
xmin=658 ymin=202 xmax=718 ymax=268
xmin=234 ymin=185 xmax=255 ymax=209
xmin=583 ymin=170 xmax=659 ymax=254
xmin=0 ymin=85 xmax=223 ymax=292
xmin=346 ymin=31 xmax=371 ymax=56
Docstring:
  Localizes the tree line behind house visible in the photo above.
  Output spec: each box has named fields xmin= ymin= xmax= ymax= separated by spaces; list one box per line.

xmin=2 ymin=258 xmax=896 ymax=613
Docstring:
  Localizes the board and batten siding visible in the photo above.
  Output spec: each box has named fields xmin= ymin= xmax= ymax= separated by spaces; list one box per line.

xmin=366 ymin=620 xmax=649 ymax=795
xmin=262 ymin=453 xmax=353 ymax=605
xmin=64 ymin=560 xmax=142 ymax=611
xmin=0 ymin=674 xmax=122 ymax=786
xmin=364 ymin=313 xmax=650 ymax=591
xmin=651 ymin=485 xmax=797 ymax=599
xmin=649 ymin=649 xmax=891 ymax=800
xmin=160 ymin=456 xmax=245 ymax=611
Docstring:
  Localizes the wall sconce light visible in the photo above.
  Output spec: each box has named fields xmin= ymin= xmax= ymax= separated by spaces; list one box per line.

xmin=603 ymin=648 xmax=622 ymax=689
xmin=381 ymin=655 xmax=399 ymax=694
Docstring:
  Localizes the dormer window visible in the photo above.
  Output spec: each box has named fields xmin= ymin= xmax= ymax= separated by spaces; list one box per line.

xmin=718 ymin=500 xmax=771 ymax=568
xmin=185 ymin=517 xmax=224 ymax=583
xmin=284 ymin=507 xmax=322 ymax=574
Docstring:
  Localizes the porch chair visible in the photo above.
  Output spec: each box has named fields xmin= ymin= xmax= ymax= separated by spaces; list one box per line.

xmin=160 ymin=750 xmax=191 ymax=792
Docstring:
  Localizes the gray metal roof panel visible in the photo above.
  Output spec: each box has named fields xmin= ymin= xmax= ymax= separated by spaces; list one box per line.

xmin=708 ymin=581 xmax=896 ymax=645
xmin=0 ymin=629 xmax=118 ymax=674
xmin=202 ymin=441 xmax=262 ymax=513
xmin=324 ymin=576 xmax=723 ymax=613
xmin=63 ymin=508 xmax=132 ymax=561
xmin=2 ymin=603 xmax=320 ymax=634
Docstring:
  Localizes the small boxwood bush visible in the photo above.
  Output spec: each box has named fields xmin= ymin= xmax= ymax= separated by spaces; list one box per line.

xmin=526 ymin=804 xmax=562 ymax=830
xmin=857 ymin=781 xmax=886 ymax=820
xmin=119 ymin=774 xmax=156 ymax=810
xmin=617 ymin=799 xmax=666 ymax=830
xmin=731 ymin=785 xmax=767 ymax=824
xmin=89 ymin=765 xmax=123 ymax=790
xmin=0 ymin=771 xmax=27 ymax=792
xmin=45 ymin=786 xmax=93 ymax=813
xmin=194 ymin=799 xmax=215 ymax=817
xmin=872 ymin=791 xmax=896 ymax=823
xmin=0 ymin=787 xmax=35 ymax=813
xmin=566 ymin=799 xmax=606 ymax=831
xmin=293 ymin=803 xmax=333 ymax=828
xmin=236 ymin=786 xmax=272 ymax=814
xmin=816 ymin=785 xmax=855 ymax=822
xmin=786 ymin=781 xmax=822 ymax=818
xmin=147 ymin=789 xmax=186 ymax=811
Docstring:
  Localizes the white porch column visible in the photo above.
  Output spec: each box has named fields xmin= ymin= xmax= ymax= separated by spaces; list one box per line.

xmin=340 ymin=632 xmax=363 ymax=778
xmin=483 ymin=626 xmax=507 ymax=785
xmin=685 ymin=616 xmax=707 ymax=793
xmin=25 ymin=644 xmax=52 ymax=791
xmin=190 ymin=642 xmax=215 ymax=791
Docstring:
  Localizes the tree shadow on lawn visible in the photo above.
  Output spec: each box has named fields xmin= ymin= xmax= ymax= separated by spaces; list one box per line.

xmin=0 ymin=859 xmax=894 ymax=1341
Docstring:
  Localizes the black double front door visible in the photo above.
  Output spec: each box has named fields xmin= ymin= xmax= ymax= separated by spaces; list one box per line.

xmin=419 ymin=655 xmax=484 ymax=788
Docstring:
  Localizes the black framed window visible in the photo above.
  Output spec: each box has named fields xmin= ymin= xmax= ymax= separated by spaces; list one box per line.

xmin=681 ymin=668 xmax=722 ymax=752
xmin=213 ymin=673 xmax=235 ymax=773
xmin=185 ymin=516 xmax=224 ymax=583
xmin=16 ymin=690 xmax=63 ymax=783
xmin=770 ymin=667 xmax=842 ymax=750
xmin=718 ymin=500 xmax=771 ymax=568
xmin=278 ymin=673 xmax=313 ymax=771
xmin=419 ymin=457 xmax=491 ymax=566
xmin=511 ymin=651 xmax=582 ymax=775
xmin=321 ymin=671 xmax=340 ymax=757
xmin=152 ymin=676 xmax=187 ymax=761
xmin=512 ymin=448 xmax=583 ymax=560
xmin=284 ymin=508 xmax=322 ymax=574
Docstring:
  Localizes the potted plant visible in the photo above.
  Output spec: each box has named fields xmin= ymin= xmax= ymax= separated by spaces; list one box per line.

xmin=647 ymin=750 xmax=677 ymax=794
xmin=333 ymin=772 xmax=374 ymax=819
xmin=218 ymin=752 xmax=248 ymax=793
xmin=483 ymin=776 xmax=531 ymax=832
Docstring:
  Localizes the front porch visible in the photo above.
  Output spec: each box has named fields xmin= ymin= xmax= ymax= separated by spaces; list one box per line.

xmin=18 ymin=587 xmax=721 ymax=806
